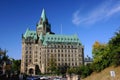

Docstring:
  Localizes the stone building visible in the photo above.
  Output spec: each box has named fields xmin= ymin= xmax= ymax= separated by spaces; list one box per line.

xmin=20 ymin=9 xmax=84 ymax=75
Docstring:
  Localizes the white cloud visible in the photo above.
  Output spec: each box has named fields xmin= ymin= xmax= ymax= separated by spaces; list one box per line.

xmin=72 ymin=1 xmax=120 ymax=26
xmin=72 ymin=10 xmax=81 ymax=26
xmin=107 ymin=6 xmax=120 ymax=17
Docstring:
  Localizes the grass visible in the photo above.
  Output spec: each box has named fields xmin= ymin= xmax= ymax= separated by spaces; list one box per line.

xmin=81 ymin=66 xmax=120 ymax=80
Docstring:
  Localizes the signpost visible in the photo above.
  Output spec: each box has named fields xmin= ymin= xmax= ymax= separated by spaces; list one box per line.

xmin=110 ymin=71 xmax=115 ymax=80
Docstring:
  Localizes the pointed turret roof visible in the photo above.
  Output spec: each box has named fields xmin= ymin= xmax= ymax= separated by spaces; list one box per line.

xmin=41 ymin=8 xmax=47 ymax=22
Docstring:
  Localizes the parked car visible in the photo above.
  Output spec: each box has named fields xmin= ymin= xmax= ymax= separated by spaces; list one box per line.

xmin=27 ymin=76 xmax=40 ymax=80
xmin=53 ymin=77 xmax=61 ymax=80
xmin=40 ymin=76 xmax=49 ymax=80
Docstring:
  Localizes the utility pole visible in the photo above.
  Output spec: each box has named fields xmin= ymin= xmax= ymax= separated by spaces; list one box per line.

xmin=61 ymin=24 xmax=62 ymax=34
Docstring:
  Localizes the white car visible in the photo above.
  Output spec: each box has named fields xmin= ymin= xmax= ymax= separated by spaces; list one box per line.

xmin=53 ymin=77 xmax=61 ymax=80
xmin=40 ymin=76 xmax=49 ymax=80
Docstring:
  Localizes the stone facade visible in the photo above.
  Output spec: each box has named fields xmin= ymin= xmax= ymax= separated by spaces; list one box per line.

xmin=20 ymin=9 xmax=84 ymax=75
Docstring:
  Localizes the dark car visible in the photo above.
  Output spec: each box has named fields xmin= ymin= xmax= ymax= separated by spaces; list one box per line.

xmin=27 ymin=76 xmax=40 ymax=80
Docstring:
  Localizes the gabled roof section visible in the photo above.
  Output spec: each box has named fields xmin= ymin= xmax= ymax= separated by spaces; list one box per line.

xmin=42 ymin=33 xmax=81 ymax=46
xmin=23 ymin=28 xmax=37 ymax=40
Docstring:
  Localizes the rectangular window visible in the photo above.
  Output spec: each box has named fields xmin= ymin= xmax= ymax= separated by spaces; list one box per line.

xmin=29 ymin=55 xmax=31 ymax=58
xmin=26 ymin=51 xmax=28 ymax=54
xmin=65 ymin=54 xmax=67 ymax=57
xmin=26 ymin=55 xmax=28 ymax=58
xmin=29 ymin=47 xmax=31 ymax=50
xmin=58 ymin=54 xmax=60 ymax=57
xmin=29 ymin=59 xmax=31 ymax=62
xmin=47 ymin=49 xmax=49 ymax=52
xmin=61 ymin=54 xmax=63 ymax=57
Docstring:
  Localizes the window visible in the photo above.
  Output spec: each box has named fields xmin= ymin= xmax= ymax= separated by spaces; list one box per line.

xmin=68 ymin=50 xmax=70 ymax=52
xmin=54 ymin=54 xmax=56 ymax=57
xmin=58 ymin=50 xmax=60 ymax=52
xmin=29 ymin=47 xmax=31 ymax=50
xmin=58 ymin=45 xmax=60 ymax=48
xmin=68 ymin=46 xmax=70 ymax=48
xmin=68 ymin=63 xmax=70 ymax=66
xmin=65 ymin=50 xmax=67 ymax=52
xmin=58 ymin=58 xmax=60 ymax=61
xmin=26 ymin=55 xmax=28 ymax=58
xmin=75 ymin=63 xmax=77 ymax=66
xmin=65 ymin=63 xmax=67 ymax=65
xmin=71 ymin=50 xmax=73 ymax=53
xmin=35 ymin=59 xmax=38 ymax=62
xmin=71 ymin=46 xmax=73 ymax=48
xmin=29 ymin=59 xmax=31 ymax=62
xmin=58 ymin=63 xmax=60 ymax=66
xmin=72 ymin=58 xmax=74 ymax=61
xmin=54 ymin=49 xmax=56 ymax=52
xmin=54 ymin=45 xmax=56 ymax=48
xmin=65 ymin=59 xmax=67 ymax=61
xmin=29 ymin=55 xmax=31 ymax=58
xmin=25 ymin=47 xmax=28 ymax=50
xmin=68 ymin=54 xmax=70 ymax=57
xmin=61 ymin=54 xmax=63 ymax=57
xmin=26 ymin=59 xmax=28 ymax=62
xmin=58 ymin=54 xmax=60 ymax=57
xmin=26 ymin=51 xmax=28 ymax=54
xmin=51 ymin=50 xmax=53 ymax=52
xmin=72 ymin=63 xmax=74 ymax=66
xmin=65 ymin=54 xmax=67 ymax=57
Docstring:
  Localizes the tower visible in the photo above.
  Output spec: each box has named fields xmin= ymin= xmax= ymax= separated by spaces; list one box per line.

xmin=36 ymin=9 xmax=52 ymax=36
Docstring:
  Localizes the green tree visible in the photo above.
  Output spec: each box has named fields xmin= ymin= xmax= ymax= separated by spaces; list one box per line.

xmin=47 ymin=56 xmax=57 ymax=74
xmin=92 ymin=41 xmax=110 ymax=72
xmin=12 ymin=59 xmax=21 ymax=74
xmin=0 ymin=48 xmax=9 ymax=62
xmin=92 ymin=41 xmax=107 ymax=63
xmin=108 ymin=30 xmax=120 ymax=66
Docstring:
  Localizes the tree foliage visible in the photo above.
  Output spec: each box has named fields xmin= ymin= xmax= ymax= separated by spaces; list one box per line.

xmin=12 ymin=59 xmax=21 ymax=74
xmin=108 ymin=30 xmax=120 ymax=66
xmin=47 ymin=56 xmax=57 ymax=74
xmin=92 ymin=29 xmax=120 ymax=72
xmin=0 ymin=48 xmax=9 ymax=63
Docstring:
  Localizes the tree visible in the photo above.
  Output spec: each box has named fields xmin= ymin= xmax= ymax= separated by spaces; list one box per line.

xmin=35 ymin=65 xmax=41 ymax=75
xmin=47 ymin=56 xmax=57 ymax=74
xmin=0 ymin=49 xmax=9 ymax=62
xmin=92 ymin=41 xmax=107 ymax=63
xmin=92 ymin=41 xmax=110 ymax=72
xmin=108 ymin=30 xmax=120 ymax=66
xmin=12 ymin=59 xmax=21 ymax=74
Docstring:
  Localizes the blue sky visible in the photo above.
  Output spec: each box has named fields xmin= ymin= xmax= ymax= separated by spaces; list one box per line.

xmin=0 ymin=0 xmax=120 ymax=59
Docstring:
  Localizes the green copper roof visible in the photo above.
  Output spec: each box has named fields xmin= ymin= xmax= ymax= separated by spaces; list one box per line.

xmin=42 ymin=33 xmax=81 ymax=46
xmin=41 ymin=9 xmax=47 ymax=22
xmin=23 ymin=28 xmax=37 ymax=39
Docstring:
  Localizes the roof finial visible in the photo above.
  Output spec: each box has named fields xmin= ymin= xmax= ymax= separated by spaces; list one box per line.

xmin=41 ymin=8 xmax=47 ymax=22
